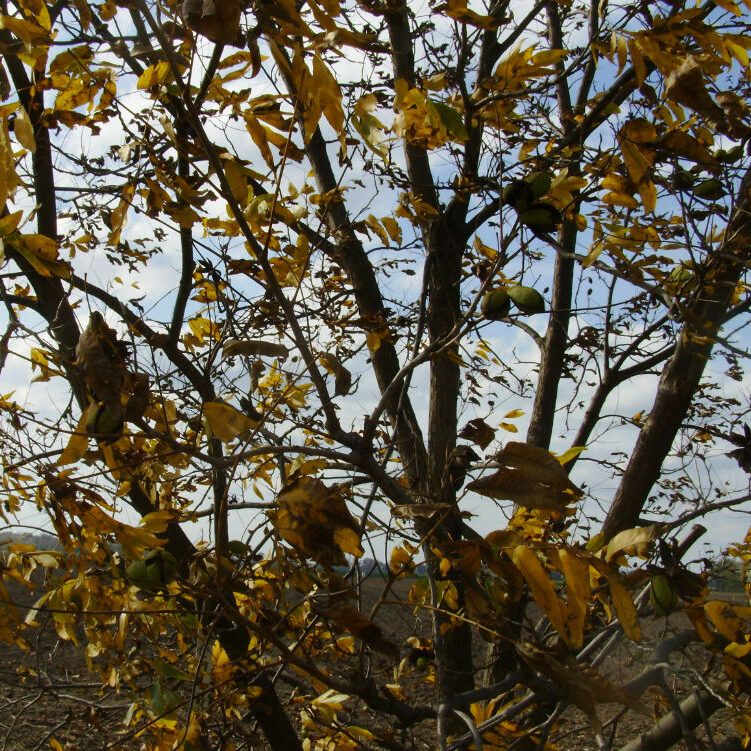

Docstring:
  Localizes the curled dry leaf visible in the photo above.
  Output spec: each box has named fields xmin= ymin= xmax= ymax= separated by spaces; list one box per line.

xmin=664 ymin=57 xmax=743 ymax=137
xmin=124 ymin=371 xmax=150 ymax=423
xmin=458 ymin=417 xmax=495 ymax=449
xmin=75 ymin=312 xmax=128 ymax=422
xmin=222 ymin=338 xmax=288 ymax=359
xmin=181 ymin=0 xmax=247 ymax=46
xmin=269 ymin=477 xmax=363 ymax=566
xmin=391 ymin=502 xmax=452 ymax=519
xmin=466 ymin=441 xmax=582 ymax=511
xmin=604 ymin=524 xmax=664 ymax=563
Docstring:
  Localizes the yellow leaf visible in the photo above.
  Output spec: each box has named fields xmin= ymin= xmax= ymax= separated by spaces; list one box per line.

xmin=531 ymin=49 xmax=568 ymax=67
xmin=14 ymin=107 xmax=35 ymax=152
xmin=312 ymin=53 xmax=344 ymax=136
xmin=638 ymin=179 xmax=657 ymax=213
xmin=705 ymin=600 xmax=749 ymax=642
xmin=499 ymin=422 xmax=518 ymax=433
xmin=605 ymin=525 xmax=662 ymax=562
xmin=139 ymin=511 xmax=175 ymax=534
xmin=511 ymin=545 xmax=567 ymax=637
xmin=504 ymin=408 xmax=525 ymax=419
xmin=202 ymin=401 xmax=258 ymax=442
xmin=560 ymin=549 xmax=590 ymax=648
xmin=608 ymin=577 xmax=642 ymax=641
xmin=602 ymin=191 xmax=639 ymax=209
xmin=555 ymin=445 xmax=586 ymax=465
xmin=366 ymin=214 xmax=389 ymax=245
xmin=243 ymin=112 xmax=275 ymax=170
xmin=442 ymin=0 xmax=504 ymax=29
xmin=365 ymin=327 xmax=391 ymax=353
xmin=136 ymin=61 xmax=173 ymax=90
xmin=333 ymin=526 xmax=364 ymax=558
xmin=352 ymin=94 xmax=388 ymax=159
xmin=0 ymin=15 xmax=49 ymax=46
xmin=313 ymin=689 xmax=350 ymax=713
xmin=0 ymin=210 xmax=22 ymax=236
xmin=57 ymin=408 xmax=90 ymax=466
xmin=346 ymin=726 xmax=376 ymax=742
xmin=108 ymin=183 xmax=135 ymax=247
xmin=381 ymin=216 xmax=402 ymax=244
xmin=620 ymin=118 xmax=657 ymax=145
xmin=601 ymin=173 xmax=633 ymax=193
xmin=389 ymin=543 xmax=417 ymax=576
xmin=212 ymin=641 xmax=234 ymax=685
xmin=582 ymin=240 xmax=604 ymax=269
xmin=619 ymin=141 xmax=652 ymax=187
xmin=441 ymin=581 xmax=459 ymax=610
xmin=30 ymin=347 xmax=58 ymax=382
xmin=16 ymin=234 xmax=70 ymax=278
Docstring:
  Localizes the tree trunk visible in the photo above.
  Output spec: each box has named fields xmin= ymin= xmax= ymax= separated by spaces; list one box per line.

xmin=603 ymin=168 xmax=751 ymax=539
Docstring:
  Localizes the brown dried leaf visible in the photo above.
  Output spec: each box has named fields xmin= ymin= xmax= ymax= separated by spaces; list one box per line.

xmin=458 ymin=417 xmax=495 ymax=450
xmin=496 ymin=442 xmax=582 ymax=492
xmin=269 ymin=477 xmax=363 ymax=566
xmin=391 ymin=503 xmax=452 ymax=519
xmin=467 ymin=468 xmax=572 ymax=510
xmin=124 ymin=371 xmax=150 ymax=423
xmin=437 ymin=540 xmax=483 ymax=576
xmin=656 ymin=130 xmax=718 ymax=167
xmin=75 ymin=312 xmax=127 ymax=420
xmin=222 ymin=338 xmax=288 ymax=359
xmin=181 ymin=0 xmax=246 ymax=46
xmin=466 ymin=442 xmax=582 ymax=510
xmin=664 ymin=58 xmax=729 ymax=133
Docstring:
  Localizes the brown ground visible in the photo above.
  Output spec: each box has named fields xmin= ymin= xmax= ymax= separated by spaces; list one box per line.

xmin=0 ymin=575 xmax=744 ymax=751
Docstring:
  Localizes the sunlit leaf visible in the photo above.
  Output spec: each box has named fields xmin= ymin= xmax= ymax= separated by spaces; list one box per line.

xmin=136 ymin=61 xmax=173 ymax=90
xmin=605 ymin=525 xmax=663 ymax=563
xmin=13 ymin=107 xmax=35 ymax=152
xmin=202 ymin=401 xmax=258 ymax=442
xmin=555 ymin=445 xmax=586 ymax=465
xmin=57 ymin=408 xmax=90 ymax=466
